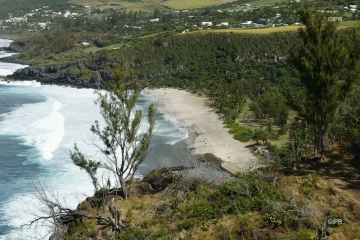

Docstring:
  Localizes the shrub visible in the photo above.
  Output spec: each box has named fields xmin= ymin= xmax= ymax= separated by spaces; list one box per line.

xmin=213 ymin=172 xmax=280 ymax=214
xmin=264 ymin=212 xmax=285 ymax=228
xmin=143 ymin=168 xmax=177 ymax=192
xmin=225 ymin=122 xmax=252 ymax=142
xmin=178 ymin=218 xmax=197 ymax=230
xmin=184 ymin=201 xmax=219 ymax=222
xmin=286 ymin=230 xmax=314 ymax=240
xmin=117 ymin=228 xmax=148 ymax=240
xmin=234 ymin=133 xmax=250 ymax=142
xmin=299 ymin=174 xmax=320 ymax=197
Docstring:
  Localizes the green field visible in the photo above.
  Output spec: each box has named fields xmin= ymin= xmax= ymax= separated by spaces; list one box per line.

xmin=339 ymin=20 xmax=360 ymax=27
xmin=250 ymin=0 xmax=282 ymax=6
xmin=195 ymin=25 xmax=302 ymax=35
xmin=162 ymin=0 xmax=235 ymax=10
xmin=70 ymin=0 xmax=238 ymax=11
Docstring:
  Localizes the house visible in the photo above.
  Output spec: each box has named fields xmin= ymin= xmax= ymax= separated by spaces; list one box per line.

xmin=349 ymin=5 xmax=357 ymax=9
xmin=150 ymin=18 xmax=159 ymax=23
xmin=64 ymin=10 xmax=71 ymax=18
xmin=201 ymin=22 xmax=213 ymax=27
xmin=241 ymin=20 xmax=253 ymax=26
xmin=220 ymin=22 xmax=229 ymax=26
xmin=38 ymin=22 xmax=47 ymax=28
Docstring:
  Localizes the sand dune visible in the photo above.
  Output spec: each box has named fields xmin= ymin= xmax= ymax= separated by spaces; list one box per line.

xmin=144 ymin=88 xmax=257 ymax=174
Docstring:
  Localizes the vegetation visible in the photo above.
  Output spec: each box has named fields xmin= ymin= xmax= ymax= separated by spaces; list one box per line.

xmin=71 ymin=67 xmax=155 ymax=199
xmin=4 ymin=0 xmax=360 ymax=238
xmin=289 ymin=0 xmax=360 ymax=158
xmin=62 ymin=169 xmax=360 ymax=239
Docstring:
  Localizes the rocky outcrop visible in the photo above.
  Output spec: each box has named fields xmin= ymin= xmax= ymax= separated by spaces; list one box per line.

xmin=10 ymin=63 xmax=105 ymax=88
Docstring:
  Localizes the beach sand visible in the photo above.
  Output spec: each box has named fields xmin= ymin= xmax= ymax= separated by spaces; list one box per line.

xmin=144 ymin=88 xmax=257 ymax=174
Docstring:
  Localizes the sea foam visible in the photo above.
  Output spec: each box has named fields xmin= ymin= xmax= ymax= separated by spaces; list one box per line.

xmin=0 ymin=98 xmax=64 ymax=161
xmin=0 ymin=85 xmax=188 ymax=239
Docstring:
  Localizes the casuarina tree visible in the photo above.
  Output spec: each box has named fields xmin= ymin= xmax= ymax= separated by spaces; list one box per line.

xmin=289 ymin=0 xmax=360 ymax=158
xmin=71 ymin=66 xmax=155 ymax=199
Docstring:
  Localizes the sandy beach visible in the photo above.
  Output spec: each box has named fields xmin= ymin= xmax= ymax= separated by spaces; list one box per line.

xmin=144 ymin=88 xmax=257 ymax=174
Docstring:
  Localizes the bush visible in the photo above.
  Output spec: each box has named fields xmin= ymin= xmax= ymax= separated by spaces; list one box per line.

xmin=286 ymin=230 xmax=314 ymax=240
xmin=299 ymin=183 xmax=316 ymax=197
xmin=184 ymin=201 xmax=219 ymax=222
xmin=264 ymin=212 xmax=285 ymax=228
xmin=234 ymin=133 xmax=250 ymax=142
xmin=225 ymin=122 xmax=253 ymax=143
xmin=117 ymin=228 xmax=148 ymax=240
xmin=178 ymin=218 xmax=197 ymax=230
xmin=143 ymin=168 xmax=177 ymax=192
xmin=299 ymin=174 xmax=320 ymax=197
xmin=213 ymin=172 xmax=280 ymax=214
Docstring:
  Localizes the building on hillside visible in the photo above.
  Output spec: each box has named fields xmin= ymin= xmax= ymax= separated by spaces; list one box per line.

xmin=241 ymin=21 xmax=253 ymax=27
xmin=38 ymin=22 xmax=47 ymax=29
xmin=150 ymin=18 xmax=159 ymax=22
xmin=216 ymin=22 xmax=229 ymax=27
xmin=201 ymin=22 xmax=213 ymax=27
xmin=64 ymin=10 xmax=71 ymax=18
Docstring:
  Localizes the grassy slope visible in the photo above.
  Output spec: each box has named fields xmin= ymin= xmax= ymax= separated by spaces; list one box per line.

xmin=66 ymin=171 xmax=360 ymax=239
xmin=251 ymin=0 xmax=282 ymax=6
xmin=0 ymin=0 xmax=70 ymax=16
xmin=197 ymin=25 xmax=302 ymax=34
xmin=70 ymin=0 xmax=240 ymax=11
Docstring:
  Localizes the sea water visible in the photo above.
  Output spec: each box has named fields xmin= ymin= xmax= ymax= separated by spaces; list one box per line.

xmin=0 ymin=39 xmax=188 ymax=239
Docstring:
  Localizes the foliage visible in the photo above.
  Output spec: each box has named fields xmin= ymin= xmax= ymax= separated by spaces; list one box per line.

xmin=249 ymin=89 xmax=289 ymax=126
xmin=251 ymin=128 xmax=270 ymax=144
xmin=71 ymin=66 xmax=155 ymax=199
xmin=212 ymin=172 xmax=280 ymax=214
xmin=289 ymin=0 xmax=360 ymax=157
xmin=226 ymin=122 xmax=253 ymax=142
xmin=70 ymin=144 xmax=101 ymax=192
xmin=116 ymin=227 xmax=149 ymax=240
xmin=298 ymin=174 xmax=320 ymax=197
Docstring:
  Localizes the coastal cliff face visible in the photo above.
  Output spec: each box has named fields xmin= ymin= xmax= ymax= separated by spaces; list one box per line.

xmin=11 ymin=64 xmax=105 ymax=88
xmin=6 ymin=32 xmax=297 ymax=88
xmin=8 ymin=52 xmax=288 ymax=88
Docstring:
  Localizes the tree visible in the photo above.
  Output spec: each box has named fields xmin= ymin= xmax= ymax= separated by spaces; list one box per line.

xmin=252 ymin=129 xmax=270 ymax=145
xmin=289 ymin=1 xmax=360 ymax=157
xmin=70 ymin=144 xmax=101 ymax=193
xmin=72 ymin=67 xmax=155 ymax=199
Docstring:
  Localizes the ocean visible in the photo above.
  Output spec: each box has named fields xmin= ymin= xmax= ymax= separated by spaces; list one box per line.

xmin=0 ymin=39 xmax=188 ymax=239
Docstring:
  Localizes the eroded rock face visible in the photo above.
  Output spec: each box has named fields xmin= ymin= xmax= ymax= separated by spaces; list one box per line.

xmin=10 ymin=64 xmax=105 ymax=88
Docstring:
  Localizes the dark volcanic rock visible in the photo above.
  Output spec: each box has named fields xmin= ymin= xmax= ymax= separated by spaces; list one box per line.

xmin=9 ymin=63 xmax=106 ymax=89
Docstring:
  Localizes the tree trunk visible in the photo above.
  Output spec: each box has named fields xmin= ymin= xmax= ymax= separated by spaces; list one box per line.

xmin=320 ymin=126 xmax=326 ymax=159
xmin=314 ymin=130 xmax=318 ymax=156
xmin=119 ymin=176 xmax=128 ymax=199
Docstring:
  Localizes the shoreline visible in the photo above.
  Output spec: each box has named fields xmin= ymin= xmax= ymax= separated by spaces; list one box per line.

xmin=144 ymin=88 xmax=258 ymax=174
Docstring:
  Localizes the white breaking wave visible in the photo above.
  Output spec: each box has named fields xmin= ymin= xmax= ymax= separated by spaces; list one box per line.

xmin=0 ymin=39 xmax=13 ymax=48
xmin=0 ymin=51 xmax=28 ymax=76
xmin=0 ymin=52 xmax=17 ymax=59
xmin=0 ymin=80 xmax=41 ymax=87
xmin=0 ymin=98 xmax=64 ymax=161
xmin=0 ymin=62 xmax=29 ymax=76
xmin=0 ymin=85 xmax=188 ymax=239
